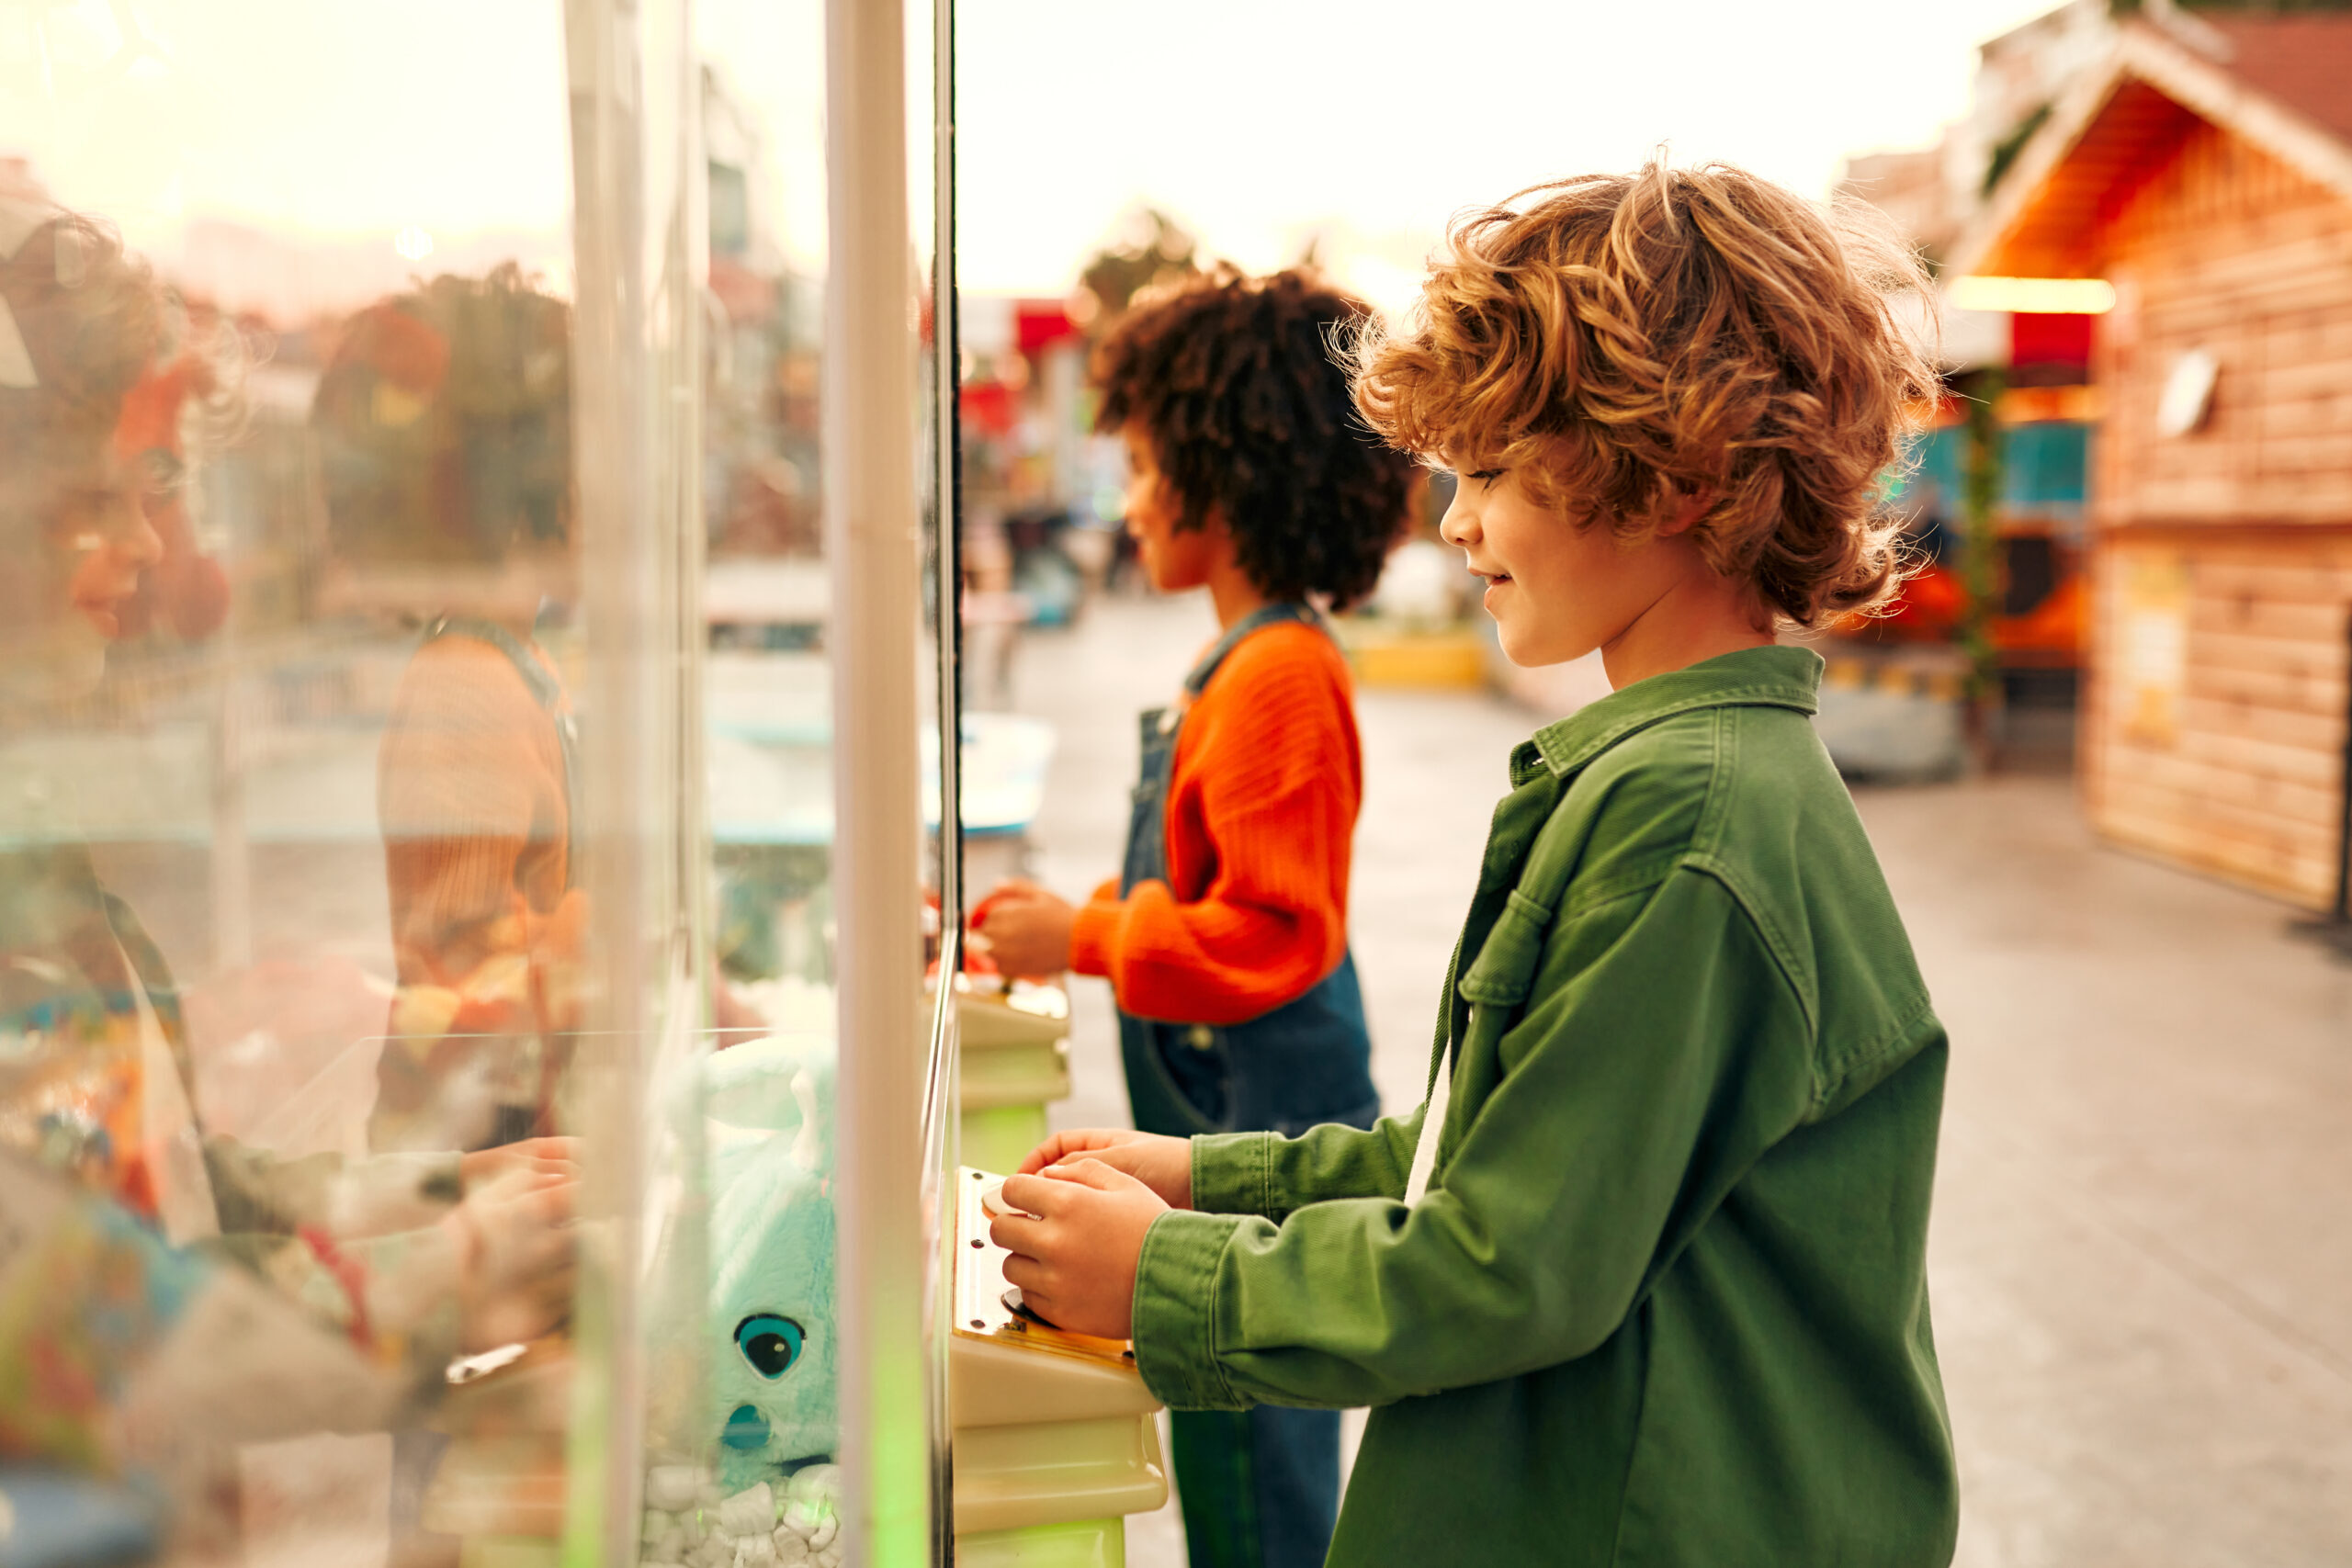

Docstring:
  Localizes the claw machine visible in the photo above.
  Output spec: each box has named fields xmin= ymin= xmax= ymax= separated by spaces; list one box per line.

xmin=0 ymin=0 xmax=1168 ymax=1560
xmin=0 ymin=0 xmax=933 ymax=1558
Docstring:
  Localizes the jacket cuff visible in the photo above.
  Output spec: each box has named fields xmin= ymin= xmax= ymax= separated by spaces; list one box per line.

xmin=1132 ymin=1210 xmax=1247 ymax=1411
xmin=1189 ymin=1132 xmax=1272 ymax=1216
xmin=1068 ymin=897 xmax=1120 ymax=980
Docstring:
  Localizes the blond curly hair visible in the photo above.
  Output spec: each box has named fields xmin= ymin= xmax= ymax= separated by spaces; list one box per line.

xmin=1352 ymin=161 xmax=1937 ymax=626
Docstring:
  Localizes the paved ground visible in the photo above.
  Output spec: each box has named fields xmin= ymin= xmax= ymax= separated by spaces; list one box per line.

xmin=1001 ymin=591 xmax=2352 ymax=1568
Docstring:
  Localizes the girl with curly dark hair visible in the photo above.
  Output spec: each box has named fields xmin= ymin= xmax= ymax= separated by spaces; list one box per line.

xmin=978 ymin=266 xmax=1415 ymax=1568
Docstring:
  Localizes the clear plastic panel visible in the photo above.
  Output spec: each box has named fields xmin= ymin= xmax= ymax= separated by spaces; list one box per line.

xmin=1 ymin=1 xmax=946 ymax=1560
xmin=0 ymin=3 xmax=604 ymax=1561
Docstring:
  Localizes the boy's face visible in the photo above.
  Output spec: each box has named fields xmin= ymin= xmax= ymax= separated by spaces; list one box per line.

xmin=1120 ymin=428 xmax=1223 ymax=594
xmin=1441 ymin=467 xmax=1709 ymax=670
xmin=1 ymin=439 xmax=163 ymax=699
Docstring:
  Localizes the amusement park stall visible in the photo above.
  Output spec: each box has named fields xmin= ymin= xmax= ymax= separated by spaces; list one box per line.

xmin=1954 ymin=10 xmax=2352 ymax=910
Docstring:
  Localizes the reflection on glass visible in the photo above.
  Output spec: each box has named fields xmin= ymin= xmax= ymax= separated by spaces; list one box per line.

xmin=0 ymin=5 xmax=592 ymax=1555
xmin=0 ymin=0 xmax=932 ymax=1559
xmin=310 ymin=266 xmax=582 ymax=1156
xmin=0 ymin=190 xmax=582 ymax=1557
xmin=654 ymin=20 xmax=855 ymax=1561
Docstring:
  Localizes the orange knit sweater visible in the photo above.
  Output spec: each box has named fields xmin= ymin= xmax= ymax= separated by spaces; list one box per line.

xmin=372 ymin=633 xmax=582 ymax=1147
xmin=1068 ymin=619 xmax=1360 ymax=1026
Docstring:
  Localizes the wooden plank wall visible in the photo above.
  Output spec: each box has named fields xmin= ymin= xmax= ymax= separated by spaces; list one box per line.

xmin=2087 ymin=536 xmax=2351 ymax=906
xmin=2084 ymin=119 xmax=2352 ymax=908
xmin=2097 ymin=122 xmax=2352 ymax=527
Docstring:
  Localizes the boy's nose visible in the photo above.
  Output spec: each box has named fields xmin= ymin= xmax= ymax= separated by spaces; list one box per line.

xmin=109 ymin=491 xmax=165 ymax=569
xmin=1438 ymin=487 xmax=1478 ymax=548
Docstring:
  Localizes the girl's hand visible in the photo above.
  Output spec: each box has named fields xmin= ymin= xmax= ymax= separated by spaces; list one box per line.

xmin=1018 ymin=1128 xmax=1192 ymax=1210
xmin=448 ymin=1167 xmax=578 ymax=1352
xmin=973 ymin=880 xmax=1077 ymax=979
xmin=989 ymin=1160 xmax=1166 ymax=1341
xmin=459 ymin=1136 xmax=581 ymax=1193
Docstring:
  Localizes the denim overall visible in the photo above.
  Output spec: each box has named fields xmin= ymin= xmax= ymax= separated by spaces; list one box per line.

xmin=1118 ymin=601 xmax=1378 ymax=1568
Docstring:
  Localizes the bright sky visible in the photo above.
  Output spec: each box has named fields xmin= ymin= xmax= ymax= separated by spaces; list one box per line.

xmin=6 ymin=0 xmax=2062 ymax=313
xmin=955 ymin=0 xmax=2064 ymax=299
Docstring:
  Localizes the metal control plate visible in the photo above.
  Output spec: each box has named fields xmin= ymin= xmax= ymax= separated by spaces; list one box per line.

xmin=952 ymin=1166 xmax=1136 ymax=1369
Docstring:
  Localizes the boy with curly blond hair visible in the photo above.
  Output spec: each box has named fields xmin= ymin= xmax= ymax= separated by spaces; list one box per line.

xmin=989 ymin=162 xmax=1960 ymax=1566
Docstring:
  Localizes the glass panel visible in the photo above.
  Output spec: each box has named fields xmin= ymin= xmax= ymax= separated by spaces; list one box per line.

xmin=909 ymin=0 xmax=961 ymax=1555
xmin=2 ymin=1 xmax=941 ymax=1560
xmin=0 ymin=3 xmax=603 ymax=1562
xmin=644 ymin=0 xmax=869 ymax=1562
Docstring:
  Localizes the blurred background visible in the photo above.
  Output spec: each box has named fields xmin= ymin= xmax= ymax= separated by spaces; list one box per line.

xmin=950 ymin=1 xmax=2352 ymax=1564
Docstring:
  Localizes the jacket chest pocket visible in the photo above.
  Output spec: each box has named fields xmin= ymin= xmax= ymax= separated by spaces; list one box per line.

xmin=1456 ymin=889 xmax=1555 ymax=1084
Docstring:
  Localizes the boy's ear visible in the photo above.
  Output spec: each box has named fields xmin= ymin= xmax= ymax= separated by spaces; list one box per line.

xmin=1655 ymin=488 xmax=1717 ymax=538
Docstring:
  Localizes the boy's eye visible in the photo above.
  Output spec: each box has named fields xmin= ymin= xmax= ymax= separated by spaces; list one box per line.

xmin=1467 ymin=469 xmax=1503 ymax=486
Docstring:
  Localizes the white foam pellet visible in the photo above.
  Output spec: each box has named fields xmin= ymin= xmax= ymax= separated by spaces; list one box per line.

xmin=647 ymin=1468 xmax=704 ymax=1513
xmin=734 ymin=1533 xmax=778 ymax=1568
xmin=771 ymin=1531 xmax=811 ymax=1568
xmin=805 ymin=1515 xmax=837 ymax=1553
xmin=718 ymin=1483 xmax=775 ymax=1539
xmin=786 ymin=1465 xmax=841 ymax=1506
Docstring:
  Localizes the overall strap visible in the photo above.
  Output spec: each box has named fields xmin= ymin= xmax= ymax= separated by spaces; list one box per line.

xmin=1180 ymin=601 xmax=1326 ymax=699
xmin=425 ymin=615 xmax=561 ymax=712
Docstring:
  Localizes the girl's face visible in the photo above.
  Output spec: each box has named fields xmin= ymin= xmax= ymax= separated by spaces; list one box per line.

xmin=1440 ymin=467 xmax=1702 ymax=669
xmin=1121 ymin=428 xmax=1224 ymax=594
xmin=2 ymin=442 xmax=163 ymax=697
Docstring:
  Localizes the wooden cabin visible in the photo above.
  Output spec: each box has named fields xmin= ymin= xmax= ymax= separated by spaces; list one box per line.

xmin=1954 ymin=11 xmax=2352 ymax=909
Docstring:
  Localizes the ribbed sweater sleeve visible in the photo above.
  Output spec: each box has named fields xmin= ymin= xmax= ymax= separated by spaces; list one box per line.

xmin=377 ymin=636 xmax=570 ymax=988
xmin=1069 ymin=622 xmax=1359 ymax=1025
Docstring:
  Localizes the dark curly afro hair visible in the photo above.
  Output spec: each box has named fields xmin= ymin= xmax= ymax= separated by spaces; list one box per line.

xmin=1092 ymin=267 xmax=1415 ymax=610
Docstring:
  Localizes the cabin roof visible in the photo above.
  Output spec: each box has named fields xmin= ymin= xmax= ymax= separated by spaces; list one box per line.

xmin=1951 ymin=13 xmax=2352 ymax=279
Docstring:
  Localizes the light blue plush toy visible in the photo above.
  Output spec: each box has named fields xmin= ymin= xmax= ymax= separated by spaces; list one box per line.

xmin=703 ymin=1033 xmax=839 ymax=1493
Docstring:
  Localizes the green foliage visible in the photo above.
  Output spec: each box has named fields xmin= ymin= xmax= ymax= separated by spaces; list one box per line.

xmin=1983 ymin=102 xmax=2054 ymax=197
xmin=1076 ymin=209 xmax=1200 ymax=326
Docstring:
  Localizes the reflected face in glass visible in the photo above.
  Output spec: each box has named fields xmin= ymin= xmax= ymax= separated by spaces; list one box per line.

xmin=58 ymin=457 xmax=164 ymax=639
xmin=3 ymin=444 xmax=163 ymax=694
xmin=1120 ymin=427 xmax=1219 ymax=594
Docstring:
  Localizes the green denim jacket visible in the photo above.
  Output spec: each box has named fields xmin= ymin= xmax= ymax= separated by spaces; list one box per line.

xmin=1131 ymin=646 xmax=1957 ymax=1566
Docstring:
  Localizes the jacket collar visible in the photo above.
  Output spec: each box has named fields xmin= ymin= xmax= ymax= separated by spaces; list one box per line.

xmin=1509 ymin=645 xmax=1824 ymax=784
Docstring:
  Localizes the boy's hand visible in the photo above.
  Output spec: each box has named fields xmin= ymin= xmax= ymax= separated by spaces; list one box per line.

xmin=1018 ymin=1129 xmax=1192 ymax=1210
xmin=990 ymin=1160 xmax=1166 ymax=1341
xmin=973 ymin=879 xmax=1076 ymax=979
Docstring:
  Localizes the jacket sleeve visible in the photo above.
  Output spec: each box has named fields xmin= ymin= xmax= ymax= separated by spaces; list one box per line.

xmin=1067 ymin=643 xmax=1354 ymax=1025
xmin=1130 ymin=867 xmax=1815 ymax=1412
xmin=1188 ymin=1103 xmax=1428 ymax=1221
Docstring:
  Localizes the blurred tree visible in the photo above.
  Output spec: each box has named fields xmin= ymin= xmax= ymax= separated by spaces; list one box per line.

xmin=1952 ymin=367 xmax=2007 ymax=770
xmin=1074 ymin=208 xmax=1200 ymax=332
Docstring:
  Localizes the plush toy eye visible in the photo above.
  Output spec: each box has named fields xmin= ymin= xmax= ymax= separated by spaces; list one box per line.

xmin=736 ymin=1314 xmax=804 ymax=1379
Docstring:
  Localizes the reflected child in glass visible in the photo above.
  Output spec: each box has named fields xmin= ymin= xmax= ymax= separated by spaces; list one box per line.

xmin=0 ymin=201 xmax=579 ymax=1530
xmin=310 ymin=267 xmax=588 ymax=1156
xmin=978 ymin=268 xmax=1417 ymax=1568
xmin=990 ymin=164 xmax=1961 ymax=1566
